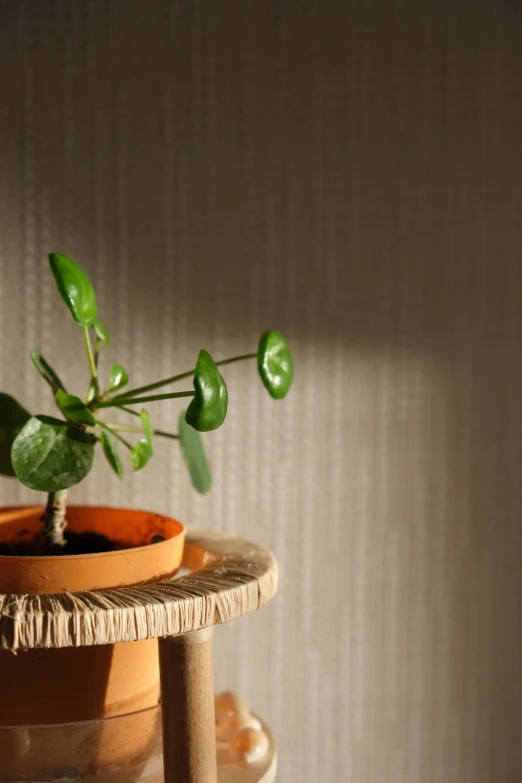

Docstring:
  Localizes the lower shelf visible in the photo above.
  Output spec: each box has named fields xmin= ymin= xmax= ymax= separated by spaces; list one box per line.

xmin=138 ymin=718 xmax=277 ymax=783
xmin=0 ymin=705 xmax=277 ymax=783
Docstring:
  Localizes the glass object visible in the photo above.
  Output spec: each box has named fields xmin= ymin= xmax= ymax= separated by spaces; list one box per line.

xmin=0 ymin=704 xmax=162 ymax=782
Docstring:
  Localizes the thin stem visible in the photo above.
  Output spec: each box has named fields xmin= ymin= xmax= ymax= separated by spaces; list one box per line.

xmin=96 ymin=391 xmax=195 ymax=408
xmin=41 ymin=489 xmax=68 ymax=549
xmin=96 ymin=421 xmax=133 ymax=449
xmin=83 ymin=326 xmax=99 ymax=396
xmin=154 ymin=429 xmax=179 ymax=440
xmin=96 ymin=422 xmax=143 ymax=433
xmin=120 ymin=406 xmax=140 ymax=418
xmin=112 ymin=353 xmax=257 ymax=401
xmin=96 ymin=421 xmax=180 ymax=440
xmin=94 ymin=337 xmax=101 ymax=370
xmin=121 ymin=405 xmax=179 ymax=437
xmin=216 ymin=353 xmax=257 ymax=367
xmin=112 ymin=370 xmax=194 ymax=401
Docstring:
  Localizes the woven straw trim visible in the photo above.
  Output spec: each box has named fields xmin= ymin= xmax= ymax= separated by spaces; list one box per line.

xmin=0 ymin=531 xmax=278 ymax=652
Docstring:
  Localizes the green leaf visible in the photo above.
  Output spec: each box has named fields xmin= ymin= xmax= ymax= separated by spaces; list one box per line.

xmin=130 ymin=439 xmax=151 ymax=471
xmin=185 ymin=349 xmax=228 ymax=432
xmin=49 ymin=252 xmax=97 ymax=326
xmin=56 ymin=390 xmax=96 ymax=426
xmin=179 ymin=411 xmax=212 ymax=494
xmin=108 ymin=364 xmax=129 ymax=392
xmin=139 ymin=408 xmax=153 ymax=453
xmin=93 ymin=318 xmax=110 ymax=345
xmin=11 ymin=415 xmax=95 ymax=491
xmin=257 ymin=330 xmax=294 ymax=399
xmin=100 ymin=430 xmax=123 ymax=479
xmin=0 ymin=393 xmax=31 ymax=476
xmin=126 ymin=408 xmax=153 ymax=472
xmin=30 ymin=350 xmax=66 ymax=394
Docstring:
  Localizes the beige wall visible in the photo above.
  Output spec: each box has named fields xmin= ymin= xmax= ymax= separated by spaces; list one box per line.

xmin=1 ymin=1 xmax=522 ymax=780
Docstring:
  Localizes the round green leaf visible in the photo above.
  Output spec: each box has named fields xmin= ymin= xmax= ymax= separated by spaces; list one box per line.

xmin=258 ymin=330 xmax=294 ymax=399
xmin=179 ymin=411 xmax=212 ymax=494
xmin=130 ymin=439 xmax=151 ymax=471
xmin=100 ymin=430 xmax=123 ymax=479
xmin=11 ymin=415 xmax=95 ymax=492
xmin=49 ymin=253 xmax=97 ymax=326
xmin=56 ymin=390 xmax=96 ymax=426
xmin=30 ymin=350 xmax=66 ymax=393
xmin=0 ymin=393 xmax=31 ymax=476
xmin=139 ymin=409 xmax=153 ymax=453
xmin=109 ymin=364 xmax=129 ymax=393
xmin=185 ymin=349 xmax=228 ymax=432
xmin=93 ymin=318 xmax=110 ymax=345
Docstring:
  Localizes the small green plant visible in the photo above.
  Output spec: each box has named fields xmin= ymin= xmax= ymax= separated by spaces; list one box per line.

xmin=0 ymin=253 xmax=293 ymax=550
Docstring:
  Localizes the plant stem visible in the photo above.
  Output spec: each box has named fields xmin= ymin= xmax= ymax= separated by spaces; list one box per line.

xmin=119 ymin=405 xmax=179 ymax=436
xmin=120 ymin=406 xmax=140 ymax=417
xmin=97 ymin=422 xmax=143 ymax=433
xmin=96 ymin=391 xmax=195 ymax=408
xmin=154 ymin=429 xmax=180 ymax=440
xmin=216 ymin=353 xmax=257 ymax=367
xmin=83 ymin=326 xmax=99 ymax=396
xmin=40 ymin=489 xmax=68 ymax=549
xmin=96 ymin=421 xmax=180 ymax=440
xmin=96 ymin=421 xmax=133 ymax=449
xmin=94 ymin=337 xmax=101 ymax=369
xmin=112 ymin=353 xmax=257 ymax=402
xmin=112 ymin=371 xmax=194 ymax=401
xmin=84 ymin=338 xmax=102 ymax=403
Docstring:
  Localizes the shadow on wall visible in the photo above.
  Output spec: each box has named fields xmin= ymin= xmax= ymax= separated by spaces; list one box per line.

xmin=0 ymin=0 xmax=522 ymax=780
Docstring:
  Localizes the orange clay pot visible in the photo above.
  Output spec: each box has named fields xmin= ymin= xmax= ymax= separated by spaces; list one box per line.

xmin=0 ymin=505 xmax=185 ymax=779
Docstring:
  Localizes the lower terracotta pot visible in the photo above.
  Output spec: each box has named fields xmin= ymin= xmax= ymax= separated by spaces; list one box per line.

xmin=0 ymin=505 xmax=185 ymax=780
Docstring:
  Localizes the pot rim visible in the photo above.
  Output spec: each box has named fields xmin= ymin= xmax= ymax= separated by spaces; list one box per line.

xmin=0 ymin=504 xmax=186 ymax=562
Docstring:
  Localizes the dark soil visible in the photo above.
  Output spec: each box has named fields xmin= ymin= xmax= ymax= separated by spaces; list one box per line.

xmin=0 ymin=531 xmax=136 ymax=557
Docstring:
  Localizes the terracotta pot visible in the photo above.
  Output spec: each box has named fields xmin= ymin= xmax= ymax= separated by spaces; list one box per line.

xmin=0 ymin=505 xmax=185 ymax=594
xmin=0 ymin=505 xmax=185 ymax=780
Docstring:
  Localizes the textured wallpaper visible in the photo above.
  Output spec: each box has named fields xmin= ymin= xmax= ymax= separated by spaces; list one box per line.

xmin=1 ymin=1 xmax=522 ymax=781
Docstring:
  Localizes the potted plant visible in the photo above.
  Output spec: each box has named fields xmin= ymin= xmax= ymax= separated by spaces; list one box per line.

xmin=0 ymin=253 xmax=293 ymax=780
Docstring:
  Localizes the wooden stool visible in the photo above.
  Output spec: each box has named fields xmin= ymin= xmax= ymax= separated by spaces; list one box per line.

xmin=0 ymin=530 xmax=279 ymax=783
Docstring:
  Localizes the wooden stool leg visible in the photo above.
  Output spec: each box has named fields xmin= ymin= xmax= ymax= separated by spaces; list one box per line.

xmin=159 ymin=628 xmax=217 ymax=783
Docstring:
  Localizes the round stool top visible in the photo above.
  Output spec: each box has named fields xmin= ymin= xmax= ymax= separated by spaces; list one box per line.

xmin=0 ymin=531 xmax=278 ymax=651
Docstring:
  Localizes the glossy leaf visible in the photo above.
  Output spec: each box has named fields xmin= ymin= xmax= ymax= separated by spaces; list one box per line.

xmin=100 ymin=430 xmax=123 ymax=479
xmin=93 ymin=318 xmax=110 ymax=345
xmin=30 ymin=350 xmax=66 ymax=394
xmin=0 ymin=393 xmax=31 ymax=476
xmin=179 ymin=411 xmax=212 ymax=494
xmin=130 ymin=439 xmax=151 ymax=471
xmin=49 ymin=252 xmax=97 ymax=326
xmin=185 ymin=349 xmax=228 ymax=432
xmin=139 ymin=408 xmax=153 ymax=453
xmin=257 ymin=330 xmax=294 ymax=399
xmin=108 ymin=364 xmax=129 ymax=393
xmin=56 ymin=390 xmax=96 ymax=426
xmin=11 ymin=415 xmax=95 ymax=491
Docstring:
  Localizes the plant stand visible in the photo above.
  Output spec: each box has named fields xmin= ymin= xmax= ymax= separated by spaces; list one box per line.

xmin=0 ymin=530 xmax=278 ymax=783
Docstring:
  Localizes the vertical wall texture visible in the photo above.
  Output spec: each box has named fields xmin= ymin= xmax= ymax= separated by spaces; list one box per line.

xmin=1 ymin=1 xmax=522 ymax=780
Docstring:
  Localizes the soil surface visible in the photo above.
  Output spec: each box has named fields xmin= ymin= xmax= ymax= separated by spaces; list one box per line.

xmin=0 ymin=531 xmax=137 ymax=557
